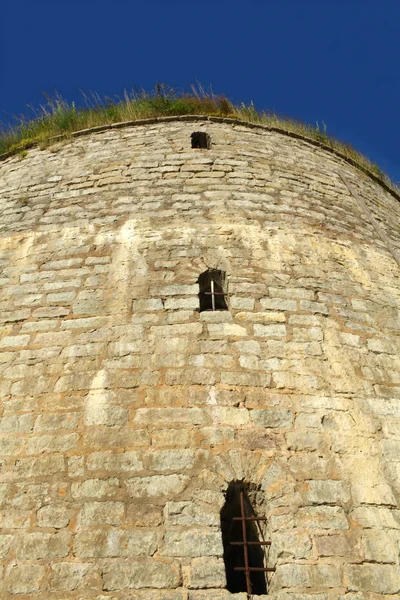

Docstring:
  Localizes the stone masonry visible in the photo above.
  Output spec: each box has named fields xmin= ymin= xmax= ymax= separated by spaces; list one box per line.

xmin=0 ymin=116 xmax=400 ymax=599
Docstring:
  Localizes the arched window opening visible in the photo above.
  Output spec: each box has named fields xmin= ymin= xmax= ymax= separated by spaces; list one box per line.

xmin=191 ymin=131 xmax=211 ymax=149
xmin=220 ymin=481 xmax=273 ymax=595
xmin=198 ymin=269 xmax=228 ymax=312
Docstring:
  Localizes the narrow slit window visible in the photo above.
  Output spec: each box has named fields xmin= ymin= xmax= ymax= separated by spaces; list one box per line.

xmin=220 ymin=481 xmax=274 ymax=595
xmin=198 ymin=269 xmax=228 ymax=312
xmin=191 ymin=131 xmax=211 ymax=149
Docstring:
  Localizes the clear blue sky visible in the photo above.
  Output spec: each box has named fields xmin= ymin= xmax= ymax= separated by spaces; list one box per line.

xmin=1 ymin=0 xmax=400 ymax=182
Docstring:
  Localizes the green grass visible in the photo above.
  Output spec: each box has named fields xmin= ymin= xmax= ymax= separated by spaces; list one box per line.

xmin=0 ymin=84 xmax=398 ymax=194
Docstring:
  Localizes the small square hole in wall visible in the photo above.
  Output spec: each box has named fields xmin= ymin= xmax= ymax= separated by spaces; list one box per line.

xmin=191 ymin=132 xmax=211 ymax=149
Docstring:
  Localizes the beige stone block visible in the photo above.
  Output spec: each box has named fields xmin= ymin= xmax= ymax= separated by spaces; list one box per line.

xmin=86 ymin=451 xmax=143 ymax=473
xmin=253 ymin=323 xmax=286 ymax=337
xmin=49 ymin=562 xmax=94 ymax=591
xmin=78 ymin=501 xmax=125 ymax=526
xmin=304 ymin=479 xmax=350 ymax=505
xmin=0 ymin=534 xmax=13 ymax=558
xmin=272 ymin=563 xmax=341 ymax=590
xmin=188 ymin=557 xmax=226 ymax=589
xmin=14 ymin=455 xmax=66 ymax=478
xmin=7 ymin=564 xmax=45 ymax=594
xmin=102 ymin=558 xmax=181 ymax=590
xmin=346 ymin=563 xmax=400 ymax=594
xmin=26 ymin=432 xmax=79 ymax=455
xmin=207 ymin=323 xmax=247 ymax=337
xmin=134 ymin=408 xmax=207 ymax=426
xmin=16 ymin=531 xmax=70 ymax=559
xmin=160 ymin=529 xmax=223 ymax=557
xmin=126 ymin=474 xmax=189 ymax=499
xmin=71 ymin=477 xmax=120 ymax=499
xmin=37 ymin=504 xmax=71 ymax=528
xmin=296 ymin=506 xmax=349 ymax=530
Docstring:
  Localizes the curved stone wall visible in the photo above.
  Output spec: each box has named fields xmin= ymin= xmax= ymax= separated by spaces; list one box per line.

xmin=0 ymin=118 xmax=400 ymax=599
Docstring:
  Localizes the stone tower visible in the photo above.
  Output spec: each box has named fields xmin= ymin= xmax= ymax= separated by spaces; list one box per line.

xmin=0 ymin=116 xmax=400 ymax=600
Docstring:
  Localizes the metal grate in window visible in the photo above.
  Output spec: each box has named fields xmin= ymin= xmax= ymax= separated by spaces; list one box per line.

xmin=230 ymin=490 xmax=275 ymax=595
xmin=221 ymin=484 xmax=275 ymax=595
xmin=198 ymin=269 xmax=228 ymax=311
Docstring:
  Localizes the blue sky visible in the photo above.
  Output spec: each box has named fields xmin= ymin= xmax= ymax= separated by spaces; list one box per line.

xmin=1 ymin=0 xmax=400 ymax=182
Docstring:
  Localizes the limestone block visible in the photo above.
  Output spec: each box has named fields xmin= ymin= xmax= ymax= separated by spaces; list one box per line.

xmin=78 ymin=501 xmax=125 ymax=526
xmin=261 ymin=298 xmax=297 ymax=311
xmin=49 ymin=562 xmax=94 ymax=591
xmin=287 ymin=431 xmax=325 ymax=451
xmin=188 ymin=557 xmax=226 ymax=588
xmin=26 ymin=432 xmax=79 ymax=454
xmin=0 ymin=534 xmax=13 ymax=558
xmin=134 ymin=408 xmax=207 ymax=426
xmin=160 ymin=529 xmax=223 ymax=557
xmin=361 ymin=530 xmax=398 ymax=563
xmin=148 ymin=449 xmax=199 ymax=472
xmin=126 ymin=475 xmax=189 ymax=499
xmin=296 ymin=506 xmax=349 ymax=530
xmin=84 ymin=397 xmax=129 ymax=427
xmin=272 ymin=563 xmax=342 ymax=590
xmin=102 ymin=559 xmax=181 ymax=590
xmin=86 ymin=450 xmax=143 ymax=473
xmin=74 ymin=528 xmax=157 ymax=557
xmin=127 ymin=503 xmax=163 ymax=527
xmin=34 ymin=412 xmax=79 ymax=431
xmin=37 ymin=504 xmax=71 ymax=528
xmin=270 ymin=529 xmax=312 ymax=561
xmin=14 ymin=455 xmax=66 ymax=478
xmin=251 ymin=408 xmax=293 ymax=428
xmin=346 ymin=563 xmax=400 ymax=594
xmin=164 ymin=502 xmax=219 ymax=527
xmin=0 ymin=334 xmax=30 ymax=348
xmin=71 ymin=477 xmax=120 ymax=499
xmin=207 ymin=323 xmax=247 ymax=337
xmin=303 ymin=480 xmax=351 ymax=505
xmin=253 ymin=323 xmax=287 ymax=337
xmin=315 ymin=534 xmax=361 ymax=560
xmin=16 ymin=531 xmax=70 ymax=559
xmin=7 ymin=564 xmax=45 ymax=594
xmin=220 ymin=372 xmax=271 ymax=387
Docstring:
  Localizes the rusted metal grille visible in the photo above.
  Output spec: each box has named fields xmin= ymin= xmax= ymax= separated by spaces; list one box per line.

xmin=228 ymin=490 xmax=275 ymax=596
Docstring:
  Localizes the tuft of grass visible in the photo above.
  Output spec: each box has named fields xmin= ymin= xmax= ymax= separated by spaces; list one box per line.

xmin=0 ymin=84 xmax=398 ymax=193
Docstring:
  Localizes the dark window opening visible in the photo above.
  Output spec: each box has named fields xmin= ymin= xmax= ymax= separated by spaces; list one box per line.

xmin=198 ymin=269 xmax=228 ymax=312
xmin=191 ymin=131 xmax=211 ymax=149
xmin=220 ymin=481 xmax=274 ymax=596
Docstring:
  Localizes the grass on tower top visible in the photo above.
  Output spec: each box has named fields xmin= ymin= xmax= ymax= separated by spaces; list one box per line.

xmin=0 ymin=84 xmax=396 ymax=192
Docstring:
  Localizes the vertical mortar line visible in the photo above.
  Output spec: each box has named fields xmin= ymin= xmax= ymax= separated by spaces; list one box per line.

xmin=339 ymin=172 xmax=400 ymax=268
xmin=240 ymin=490 xmax=252 ymax=596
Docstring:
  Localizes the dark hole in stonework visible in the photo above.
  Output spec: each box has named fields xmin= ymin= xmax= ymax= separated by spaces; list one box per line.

xmin=220 ymin=481 xmax=268 ymax=595
xmin=191 ymin=131 xmax=211 ymax=149
xmin=198 ymin=269 xmax=228 ymax=312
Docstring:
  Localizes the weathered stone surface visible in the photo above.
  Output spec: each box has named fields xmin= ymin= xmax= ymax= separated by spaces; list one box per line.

xmin=102 ymin=559 xmax=181 ymax=590
xmin=188 ymin=557 xmax=226 ymax=588
xmin=161 ymin=529 xmax=223 ymax=557
xmin=346 ymin=563 xmax=400 ymax=594
xmin=49 ymin=562 xmax=94 ymax=591
xmin=74 ymin=528 xmax=157 ymax=557
xmin=1 ymin=118 xmax=400 ymax=599
xmin=7 ymin=564 xmax=45 ymax=594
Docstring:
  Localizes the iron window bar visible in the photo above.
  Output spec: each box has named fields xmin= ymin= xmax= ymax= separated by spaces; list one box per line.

xmin=225 ymin=490 xmax=275 ymax=596
xmin=202 ymin=279 xmax=227 ymax=311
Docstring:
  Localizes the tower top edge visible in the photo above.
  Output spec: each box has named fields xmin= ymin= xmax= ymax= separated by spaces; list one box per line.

xmin=1 ymin=114 xmax=398 ymax=203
